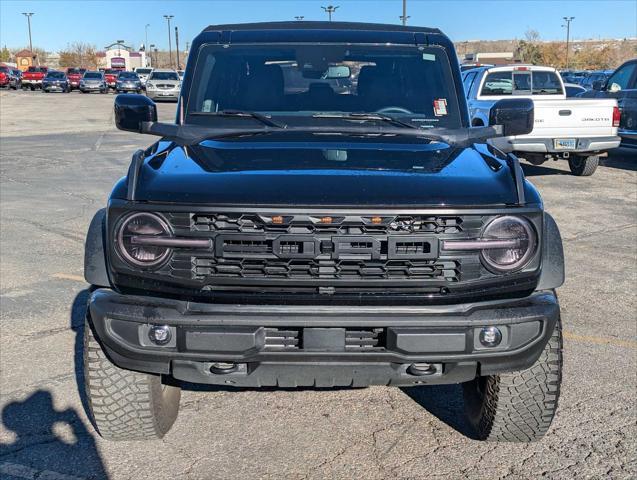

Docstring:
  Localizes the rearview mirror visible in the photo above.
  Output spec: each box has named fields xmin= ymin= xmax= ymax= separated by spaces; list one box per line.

xmin=324 ymin=65 xmax=351 ymax=79
xmin=489 ymin=98 xmax=534 ymax=137
xmin=592 ymin=80 xmax=604 ymax=91
xmin=114 ymin=94 xmax=157 ymax=133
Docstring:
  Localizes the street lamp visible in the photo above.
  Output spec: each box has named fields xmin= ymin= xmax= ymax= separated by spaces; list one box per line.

xmin=562 ymin=16 xmax=575 ymax=70
xmin=294 ymin=16 xmax=305 ymax=21
xmin=321 ymin=5 xmax=339 ymax=21
xmin=399 ymin=0 xmax=410 ymax=26
xmin=144 ymin=23 xmax=150 ymax=67
xmin=149 ymin=44 xmax=156 ymax=67
xmin=164 ymin=15 xmax=174 ymax=69
xmin=21 ymin=12 xmax=34 ymax=63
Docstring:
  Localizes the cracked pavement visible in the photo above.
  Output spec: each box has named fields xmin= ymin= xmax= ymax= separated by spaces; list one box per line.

xmin=0 ymin=90 xmax=636 ymax=479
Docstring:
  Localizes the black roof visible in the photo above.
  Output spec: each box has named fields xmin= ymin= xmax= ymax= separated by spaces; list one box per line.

xmin=203 ymin=21 xmax=441 ymax=34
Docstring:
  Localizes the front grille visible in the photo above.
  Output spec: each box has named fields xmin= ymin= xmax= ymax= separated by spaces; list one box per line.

xmin=149 ymin=211 xmax=491 ymax=292
xmin=263 ymin=328 xmax=383 ymax=351
xmin=187 ymin=257 xmax=460 ymax=282
xmin=189 ymin=213 xmax=471 ymax=235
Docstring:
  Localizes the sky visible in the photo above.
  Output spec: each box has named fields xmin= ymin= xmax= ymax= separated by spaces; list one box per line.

xmin=1 ymin=0 xmax=636 ymax=52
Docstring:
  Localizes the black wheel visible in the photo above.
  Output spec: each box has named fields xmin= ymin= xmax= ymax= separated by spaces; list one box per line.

xmin=30 ymin=85 xmax=35 ymax=91
xmin=463 ymin=315 xmax=562 ymax=442
xmin=568 ymin=155 xmax=599 ymax=176
xmin=83 ymin=315 xmax=181 ymax=440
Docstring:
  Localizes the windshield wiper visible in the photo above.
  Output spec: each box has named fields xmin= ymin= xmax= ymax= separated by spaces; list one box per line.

xmin=312 ymin=112 xmax=419 ymax=130
xmin=190 ymin=110 xmax=286 ymax=128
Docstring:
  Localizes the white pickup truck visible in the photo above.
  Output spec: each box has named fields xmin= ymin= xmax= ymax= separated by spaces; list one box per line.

xmin=462 ymin=65 xmax=621 ymax=176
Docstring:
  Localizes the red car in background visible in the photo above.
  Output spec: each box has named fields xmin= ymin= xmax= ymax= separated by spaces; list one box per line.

xmin=104 ymin=69 xmax=120 ymax=90
xmin=66 ymin=67 xmax=86 ymax=90
xmin=22 ymin=66 xmax=48 ymax=90
xmin=0 ymin=66 xmax=10 ymax=88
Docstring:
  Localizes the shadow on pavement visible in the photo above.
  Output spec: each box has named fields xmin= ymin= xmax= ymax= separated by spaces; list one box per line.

xmin=0 ymin=390 xmax=108 ymax=479
xmin=401 ymin=384 xmax=477 ymax=440
xmin=602 ymin=152 xmax=637 ymax=171
xmin=520 ymin=162 xmax=567 ymax=177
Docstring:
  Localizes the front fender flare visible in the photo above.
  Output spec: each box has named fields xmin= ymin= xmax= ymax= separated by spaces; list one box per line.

xmin=537 ymin=212 xmax=565 ymax=290
xmin=84 ymin=208 xmax=111 ymax=287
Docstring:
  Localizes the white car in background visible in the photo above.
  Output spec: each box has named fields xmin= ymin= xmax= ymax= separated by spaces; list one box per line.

xmin=462 ymin=65 xmax=621 ymax=176
xmin=134 ymin=67 xmax=153 ymax=88
xmin=144 ymin=69 xmax=180 ymax=101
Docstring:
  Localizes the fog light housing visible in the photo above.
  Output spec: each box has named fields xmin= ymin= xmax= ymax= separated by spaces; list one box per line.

xmin=148 ymin=325 xmax=172 ymax=345
xmin=479 ymin=327 xmax=502 ymax=347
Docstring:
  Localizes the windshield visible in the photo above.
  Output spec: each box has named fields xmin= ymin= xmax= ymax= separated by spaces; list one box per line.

xmin=186 ymin=43 xmax=461 ymax=129
xmin=118 ymin=72 xmax=139 ymax=80
xmin=27 ymin=67 xmax=46 ymax=73
xmin=84 ymin=72 xmax=102 ymax=79
xmin=136 ymin=68 xmax=152 ymax=74
xmin=481 ymin=70 xmax=563 ymax=95
xmin=67 ymin=68 xmax=81 ymax=74
xmin=105 ymin=69 xmax=119 ymax=75
xmin=151 ymin=71 xmax=179 ymax=80
xmin=46 ymin=72 xmax=65 ymax=79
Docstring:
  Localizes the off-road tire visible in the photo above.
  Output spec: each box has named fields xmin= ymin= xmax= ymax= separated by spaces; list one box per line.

xmin=83 ymin=315 xmax=181 ymax=440
xmin=568 ymin=155 xmax=599 ymax=176
xmin=462 ymin=316 xmax=562 ymax=442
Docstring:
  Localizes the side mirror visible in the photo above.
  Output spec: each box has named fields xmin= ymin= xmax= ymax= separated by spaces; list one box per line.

xmin=489 ymin=98 xmax=534 ymax=137
xmin=114 ymin=94 xmax=157 ymax=133
xmin=592 ymin=80 xmax=604 ymax=91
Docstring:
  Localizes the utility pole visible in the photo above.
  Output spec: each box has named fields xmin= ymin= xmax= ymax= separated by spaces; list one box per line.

xmin=294 ymin=16 xmax=305 ymax=21
xmin=321 ymin=5 xmax=338 ymax=21
xmin=21 ymin=12 xmax=35 ymax=64
xmin=400 ymin=0 xmax=409 ymax=26
xmin=562 ymin=16 xmax=575 ymax=70
xmin=175 ymin=26 xmax=180 ymax=70
xmin=164 ymin=15 xmax=174 ymax=69
xmin=145 ymin=24 xmax=150 ymax=62
xmin=149 ymin=44 xmax=156 ymax=67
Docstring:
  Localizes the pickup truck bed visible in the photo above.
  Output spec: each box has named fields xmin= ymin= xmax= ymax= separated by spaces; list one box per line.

xmin=463 ymin=65 xmax=621 ymax=175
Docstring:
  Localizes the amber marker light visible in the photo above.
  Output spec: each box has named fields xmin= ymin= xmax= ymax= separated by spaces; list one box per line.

xmin=320 ymin=216 xmax=333 ymax=224
xmin=272 ymin=215 xmax=284 ymax=224
xmin=371 ymin=216 xmax=382 ymax=224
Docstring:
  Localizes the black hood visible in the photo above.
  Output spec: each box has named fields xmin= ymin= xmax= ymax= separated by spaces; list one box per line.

xmin=122 ymin=135 xmax=524 ymax=207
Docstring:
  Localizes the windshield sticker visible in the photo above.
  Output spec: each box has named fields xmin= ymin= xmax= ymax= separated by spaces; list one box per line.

xmin=433 ymin=99 xmax=448 ymax=116
xmin=422 ymin=53 xmax=436 ymax=62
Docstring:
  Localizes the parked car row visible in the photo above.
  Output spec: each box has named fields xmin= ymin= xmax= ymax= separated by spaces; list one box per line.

xmin=2 ymin=66 xmax=183 ymax=102
xmin=461 ymin=64 xmax=625 ymax=176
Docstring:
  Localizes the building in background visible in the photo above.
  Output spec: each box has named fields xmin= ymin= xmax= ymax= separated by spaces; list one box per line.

xmin=463 ymin=52 xmax=516 ymax=65
xmin=97 ymin=45 xmax=146 ymax=71
xmin=15 ymin=49 xmax=35 ymax=71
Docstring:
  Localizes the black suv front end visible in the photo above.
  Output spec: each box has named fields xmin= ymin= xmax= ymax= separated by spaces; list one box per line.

xmin=82 ymin=21 xmax=564 ymax=442
xmin=88 ymin=201 xmax=562 ymax=388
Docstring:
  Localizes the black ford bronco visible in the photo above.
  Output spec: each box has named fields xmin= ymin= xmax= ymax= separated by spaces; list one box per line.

xmin=83 ymin=22 xmax=564 ymax=442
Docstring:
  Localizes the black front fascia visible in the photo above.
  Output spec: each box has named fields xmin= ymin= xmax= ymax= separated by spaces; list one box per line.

xmin=106 ymin=201 xmax=543 ymax=305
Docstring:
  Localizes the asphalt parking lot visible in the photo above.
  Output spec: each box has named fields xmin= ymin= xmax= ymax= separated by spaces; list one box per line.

xmin=0 ymin=89 xmax=635 ymax=480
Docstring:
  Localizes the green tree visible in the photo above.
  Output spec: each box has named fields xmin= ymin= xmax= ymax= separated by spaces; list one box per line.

xmin=0 ymin=46 xmax=11 ymax=62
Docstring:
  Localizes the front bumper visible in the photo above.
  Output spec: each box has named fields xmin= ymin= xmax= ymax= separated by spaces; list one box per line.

xmin=146 ymin=89 xmax=179 ymax=100
xmin=492 ymin=136 xmax=621 ymax=154
xmin=88 ymin=289 xmax=559 ymax=388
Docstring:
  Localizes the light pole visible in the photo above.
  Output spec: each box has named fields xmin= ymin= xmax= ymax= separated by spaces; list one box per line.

xmin=321 ymin=5 xmax=338 ymax=21
xmin=294 ymin=16 xmax=305 ymax=21
xmin=164 ymin=15 xmax=174 ymax=69
xmin=145 ymin=23 xmax=150 ymax=50
xmin=562 ymin=16 xmax=575 ymax=70
xmin=21 ymin=12 xmax=34 ymax=63
xmin=149 ymin=44 xmax=156 ymax=67
xmin=400 ymin=0 xmax=409 ymax=26
xmin=175 ymin=26 xmax=180 ymax=69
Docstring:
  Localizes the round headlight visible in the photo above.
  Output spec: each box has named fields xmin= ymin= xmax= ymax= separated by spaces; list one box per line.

xmin=116 ymin=212 xmax=172 ymax=267
xmin=480 ymin=216 xmax=536 ymax=272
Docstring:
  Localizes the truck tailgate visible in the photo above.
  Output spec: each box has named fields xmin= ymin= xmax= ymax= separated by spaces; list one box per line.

xmin=529 ymin=98 xmax=618 ymax=138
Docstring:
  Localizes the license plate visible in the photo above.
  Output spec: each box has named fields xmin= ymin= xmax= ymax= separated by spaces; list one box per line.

xmin=554 ymin=138 xmax=577 ymax=150
xmin=160 ymin=92 xmax=172 ymax=96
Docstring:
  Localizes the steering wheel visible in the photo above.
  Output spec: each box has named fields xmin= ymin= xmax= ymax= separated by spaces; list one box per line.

xmin=376 ymin=106 xmax=412 ymax=115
